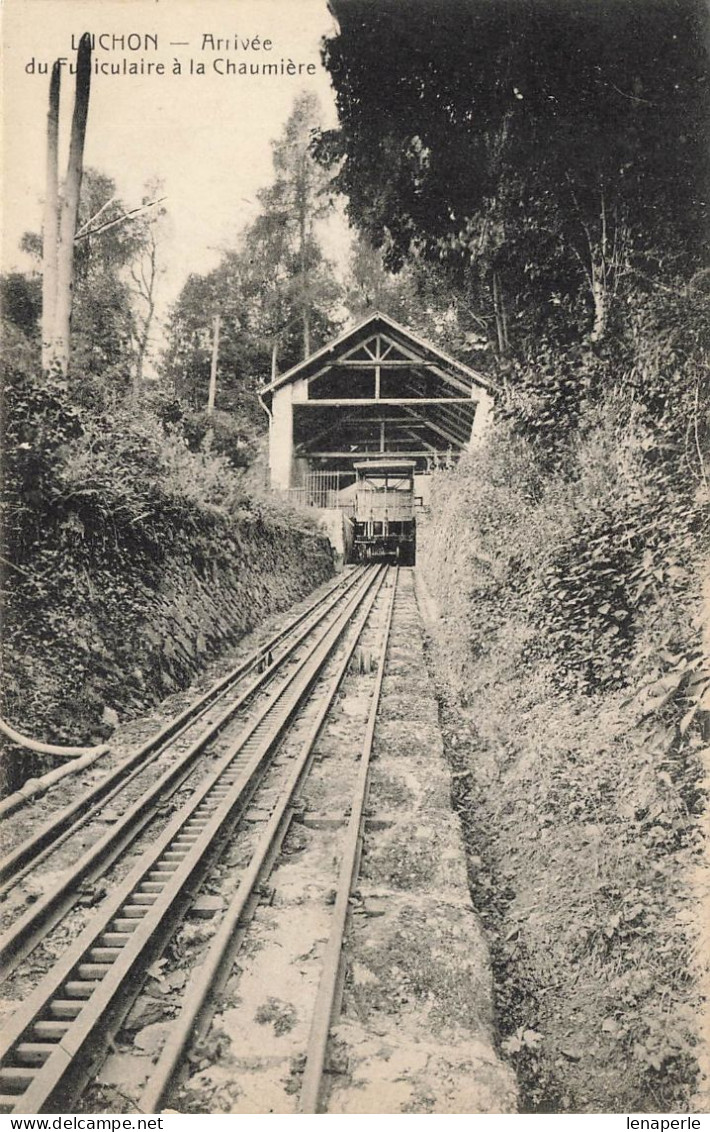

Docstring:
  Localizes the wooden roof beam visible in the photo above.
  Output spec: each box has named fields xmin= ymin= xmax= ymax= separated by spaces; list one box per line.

xmin=378 ymin=333 xmax=476 ymax=395
xmin=306 ymin=449 xmax=435 ymax=458
xmin=397 ymin=404 xmax=466 ymax=445
xmin=429 ymin=406 xmax=477 ymax=442
xmin=300 ymin=397 xmax=476 ymax=406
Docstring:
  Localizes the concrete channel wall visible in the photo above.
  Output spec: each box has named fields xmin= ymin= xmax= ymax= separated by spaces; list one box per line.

xmin=328 ymin=570 xmax=517 ymax=1113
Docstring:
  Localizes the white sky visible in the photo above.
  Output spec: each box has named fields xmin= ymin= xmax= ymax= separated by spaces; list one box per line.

xmin=1 ymin=0 xmax=351 ymax=318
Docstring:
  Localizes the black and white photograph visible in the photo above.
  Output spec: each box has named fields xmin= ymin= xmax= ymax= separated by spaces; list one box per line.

xmin=0 ymin=0 xmax=708 ymax=1119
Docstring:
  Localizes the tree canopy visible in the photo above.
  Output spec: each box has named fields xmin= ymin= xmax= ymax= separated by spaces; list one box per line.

xmin=319 ymin=0 xmax=709 ymax=348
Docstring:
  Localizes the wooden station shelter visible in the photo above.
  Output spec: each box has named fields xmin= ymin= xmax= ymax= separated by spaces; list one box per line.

xmin=259 ymin=311 xmax=495 ymax=507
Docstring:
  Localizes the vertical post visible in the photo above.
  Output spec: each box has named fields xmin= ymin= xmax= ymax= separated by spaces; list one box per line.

xmin=492 ymin=272 xmax=504 ymax=356
xmin=41 ymin=62 xmax=61 ymax=372
xmin=54 ymin=32 xmax=92 ymax=376
xmin=207 ymin=313 xmax=220 ymax=413
xmin=298 ymin=153 xmax=310 ymax=360
xmin=303 ymin=308 xmax=311 ymax=360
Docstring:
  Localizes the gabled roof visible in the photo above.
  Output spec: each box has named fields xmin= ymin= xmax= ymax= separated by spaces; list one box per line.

xmin=259 ymin=311 xmax=496 ymax=409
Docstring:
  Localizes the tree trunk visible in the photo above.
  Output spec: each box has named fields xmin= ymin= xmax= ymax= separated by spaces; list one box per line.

xmin=298 ymin=155 xmax=310 ymax=359
xmin=492 ymin=271 xmax=508 ymax=355
xmin=589 ymin=256 xmax=607 ymax=342
xmin=54 ymin=33 xmax=91 ymax=376
xmin=207 ymin=313 xmax=220 ymax=413
xmin=130 ymin=233 xmax=158 ymax=400
xmin=271 ymin=339 xmax=279 ymax=382
xmin=41 ymin=62 xmax=61 ymax=372
xmin=303 ymin=307 xmax=311 ymax=358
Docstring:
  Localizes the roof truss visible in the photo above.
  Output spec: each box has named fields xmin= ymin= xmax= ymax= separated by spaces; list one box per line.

xmin=305 ymin=331 xmax=475 ymax=401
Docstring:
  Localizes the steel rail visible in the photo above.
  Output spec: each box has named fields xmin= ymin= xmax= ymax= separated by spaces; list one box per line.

xmin=299 ymin=567 xmax=398 ymax=1113
xmin=0 ymin=569 xmax=370 ymax=982
xmin=0 ymin=566 xmax=385 ymax=1114
xmin=0 ymin=568 xmax=360 ymax=893
xmin=137 ymin=566 xmax=393 ymax=1114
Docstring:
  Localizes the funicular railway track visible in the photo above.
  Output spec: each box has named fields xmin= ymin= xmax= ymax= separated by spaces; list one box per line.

xmin=0 ymin=566 xmax=369 ymax=978
xmin=0 ymin=564 xmax=400 ymax=1114
xmin=0 ymin=566 xmax=363 ymax=896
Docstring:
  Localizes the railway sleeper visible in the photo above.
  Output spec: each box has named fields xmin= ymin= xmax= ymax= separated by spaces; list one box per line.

xmin=76 ymin=963 xmax=111 ymax=981
xmin=0 ymin=1068 xmax=36 ymax=1093
xmin=32 ymin=1022 xmax=69 ymax=1041
xmin=110 ymin=918 xmax=141 ymax=933
xmin=48 ymin=1002 xmax=83 ymax=1020
xmin=98 ymin=934 xmax=131 ymax=949
xmin=89 ymin=947 xmax=123 ymax=962
xmin=0 ymin=1097 xmax=24 ymax=1111
xmin=14 ymin=1044 xmax=55 ymax=1067
xmin=64 ymin=982 xmax=102 ymax=1000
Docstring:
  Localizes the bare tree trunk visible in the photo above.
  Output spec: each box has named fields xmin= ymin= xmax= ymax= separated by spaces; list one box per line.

xmin=303 ymin=307 xmax=311 ymax=358
xmin=130 ymin=231 xmax=158 ymax=400
xmin=41 ymin=62 xmax=61 ymax=372
xmin=590 ymin=262 xmax=607 ymax=343
xmin=492 ymin=271 xmax=508 ymax=355
xmin=271 ymin=339 xmax=278 ymax=382
xmin=298 ymin=155 xmax=310 ymax=359
xmin=566 ymin=178 xmax=621 ymax=345
xmin=207 ymin=313 xmax=220 ymax=413
xmin=53 ymin=33 xmax=91 ymax=376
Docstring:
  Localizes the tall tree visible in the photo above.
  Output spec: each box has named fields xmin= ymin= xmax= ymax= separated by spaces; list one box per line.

xmin=261 ymin=91 xmax=337 ymax=360
xmin=126 ymin=181 xmax=167 ymax=397
xmin=71 ymin=172 xmax=160 ymax=389
xmin=51 ymin=32 xmax=91 ymax=375
xmin=41 ymin=62 xmax=60 ymax=371
xmin=162 ymin=93 xmax=341 ymax=413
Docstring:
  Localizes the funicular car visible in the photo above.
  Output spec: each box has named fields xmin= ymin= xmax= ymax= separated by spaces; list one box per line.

xmin=350 ymin=459 xmax=416 ymax=565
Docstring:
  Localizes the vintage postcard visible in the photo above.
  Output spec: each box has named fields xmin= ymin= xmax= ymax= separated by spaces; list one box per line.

xmin=1 ymin=0 xmax=707 ymax=1121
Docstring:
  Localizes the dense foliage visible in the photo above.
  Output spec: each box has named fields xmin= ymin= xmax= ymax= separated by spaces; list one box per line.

xmin=320 ymin=0 xmax=708 ymax=351
xmin=0 ymin=356 xmax=329 ymax=776
xmin=424 ymin=408 xmax=707 ymax=1109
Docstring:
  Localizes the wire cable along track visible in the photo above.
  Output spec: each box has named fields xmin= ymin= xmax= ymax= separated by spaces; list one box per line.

xmin=0 ymin=565 xmax=394 ymax=1114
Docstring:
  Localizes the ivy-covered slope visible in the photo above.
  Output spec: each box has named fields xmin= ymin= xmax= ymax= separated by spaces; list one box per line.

xmin=419 ymin=397 xmax=708 ymax=1111
xmin=0 ymin=367 xmax=333 ymax=789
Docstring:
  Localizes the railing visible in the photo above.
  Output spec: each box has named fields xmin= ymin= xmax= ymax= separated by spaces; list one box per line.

xmin=273 ymin=470 xmax=357 ymax=513
xmin=275 ymin=487 xmax=356 ymax=515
